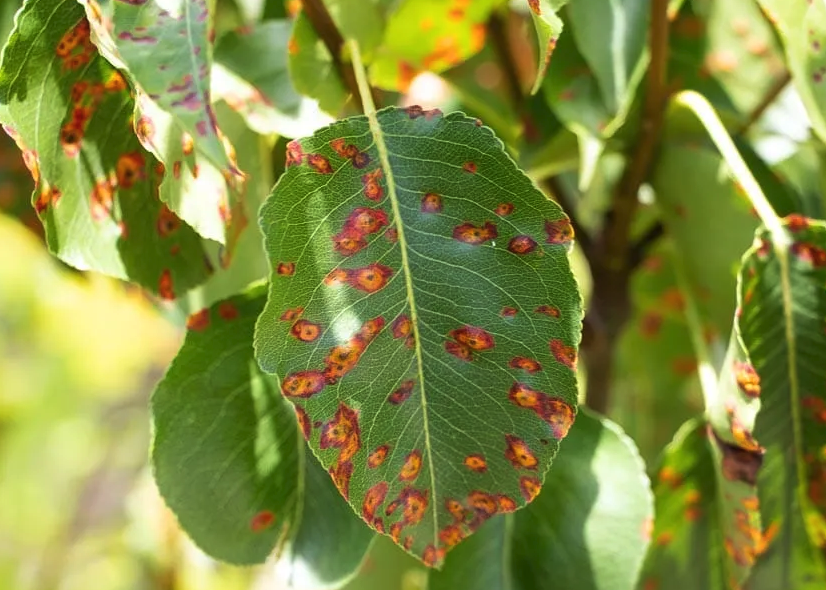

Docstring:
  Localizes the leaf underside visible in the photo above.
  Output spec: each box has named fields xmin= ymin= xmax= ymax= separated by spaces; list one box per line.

xmin=254 ymin=106 xmax=582 ymax=567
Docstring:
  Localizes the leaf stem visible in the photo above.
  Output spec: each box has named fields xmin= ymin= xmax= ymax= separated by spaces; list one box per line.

xmin=672 ymin=90 xmax=786 ymax=245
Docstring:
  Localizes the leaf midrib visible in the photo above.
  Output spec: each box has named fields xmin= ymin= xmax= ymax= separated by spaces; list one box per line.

xmin=350 ymin=41 xmax=439 ymax=547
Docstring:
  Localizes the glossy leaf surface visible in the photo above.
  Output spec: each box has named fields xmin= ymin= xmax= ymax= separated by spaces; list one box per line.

xmin=741 ymin=218 xmax=826 ymax=588
xmin=0 ymin=0 xmax=211 ymax=298
xmin=430 ymin=410 xmax=652 ymax=590
xmin=756 ymin=0 xmax=826 ymax=143
xmin=83 ymin=0 xmax=243 ymax=245
xmin=255 ymin=106 xmax=582 ymax=567
xmin=153 ymin=284 xmax=373 ymax=576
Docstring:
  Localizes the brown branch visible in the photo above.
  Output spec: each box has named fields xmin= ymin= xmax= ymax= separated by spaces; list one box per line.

xmin=584 ymin=0 xmax=670 ymax=415
xmin=736 ymin=70 xmax=792 ymax=136
xmin=488 ymin=12 xmax=524 ymax=109
xmin=301 ymin=0 xmax=380 ymax=111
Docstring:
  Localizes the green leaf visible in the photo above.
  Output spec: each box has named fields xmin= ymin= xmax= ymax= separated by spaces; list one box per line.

xmin=369 ymin=0 xmax=500 ymax=91
xmin=152 ymin=283 xmax=373 ymax=576
xmin=0 ymin=131 xmax=39 ymax=237
xmin=0 ymin=0 xmax=211 ymax=298
xmin=566 ymin=0 xmax=649 ymax=116
xmin=526 ymin=0 xmax=568 ymax=95
xmin=737 ymin=218 xmax=826 ymax=588
xmin=639 ymin=418 xmax=761 ymax=590
xmin=254 ymin=106 xmax=583 ymax=567
xmin=429 ymin=410 xmax=653 ymax=590
xmin=83 ymin=0 xmax=244 ymax=245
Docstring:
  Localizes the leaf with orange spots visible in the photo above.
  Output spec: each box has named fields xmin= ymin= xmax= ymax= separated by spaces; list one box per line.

xmin=430 ymin=410 xmax=652 ymax=589
xmin=732 ymin=219 xmax=826 ymax=588
xmin=526 ymin=0 xmax=567 ymax=95
xmin=0 ymin=0 xmax=211 ymax=298
xmin=755 ymin=0 xmax=826 ymax=144
xmin=368 ymin=0 xmax=500 ymax=91
xmin=254 ymin=106 xmax=582 ymax=567
xmin=152 ymin=284 xmax=373 ymax=575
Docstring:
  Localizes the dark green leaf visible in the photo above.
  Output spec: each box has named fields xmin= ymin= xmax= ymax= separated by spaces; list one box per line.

xmin=0 ymin=0 xmax=211 ymax=297
xmin=152 ymin=284 xmax=373 ymax=575
xmin=430 ymin=410 xmax=653 ymax=590
xmin=254 ymin=106 xmax=582 ymax=567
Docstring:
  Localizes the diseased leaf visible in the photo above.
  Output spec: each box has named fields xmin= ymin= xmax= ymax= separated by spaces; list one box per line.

xmin=152 ymin=284 xmax=373 ymax=575
xmin=0 ymin=132 xmax=39 ymax=237
xmin=82 ymin=0 xmax=244 ymax=246
xmin=526 ymin=0 xmax=568 ymax=95
xmin=254 ymin=106 xmax=583 ymax=567
xmin=0 ymin=0 xmax=211 ymax=298
xmin=756 ymin=0 xmax=826 ymax=144
xmin=430 ymin=410 xmax=652 ymax=590
xmin=368 ymin=0 xmax=499 ymax=91
xmin=738 ymin=218 xmax=826 ymax=588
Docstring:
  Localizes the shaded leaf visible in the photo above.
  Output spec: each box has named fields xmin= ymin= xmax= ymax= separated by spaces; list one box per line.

xmin=756 ymin=0 xmax=826 ymax=144
xmin=152 ymin=283 xmax=373 ymax=574
xmin=83 ymin=0 xmax=244 ymax=245
xmin=0 ymin=132 xmax=39 ymax=237
xmin=430 ymin=410 xmax=652 ymax=590
xmin=369 ymin=0 xmax=500 ymax=91
xmin=0 ymin=0 xmax=211 ymax=298
xmin=738 ymin=218 xmax=826 ymax=588
xmin=254 ymin=106 xmax=582 ymax=567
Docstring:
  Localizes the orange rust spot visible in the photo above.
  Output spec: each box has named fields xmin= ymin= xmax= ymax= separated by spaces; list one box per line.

xmin=550 ymin=339 xmax=577 ymax=370
xmin=116 ymin=152 xmax=145 ymax=189
xmin=422 ymin=544 xmax=444 ymax=567
xmin=159 ymin=269 xmax=175 ymax=300
xmin=508 ymin=235 xmax=538 ymax=255
xmin=399 ymin=450 xmax=423 ymax=482
xmin=519 ymin=476 xmax=541 ymax=501
xmin=509 ymin=356 xmax=542 ymax=374
xmin=656 ymin=531 xmax=674 ymax=546
xmin=450 ymin=325 xmax=495 ymax=351
xmin=285 ymin=139 xmax=304 ymax=167
xmin=495 ymin=202 xmax=514 ymax=216
xmin=496 ymin=494 xmax=517 ymax=513
xmin=277 ymin=262 xmax=295 ymax=276
xmin=792 ymin=242 xmax=826 ymax=267
xmin=295 ymin=406 xmax=311 ymax=440
xmin=639 ymin=312 xmax=662 ymax=339
xmin=361 ymin=168 xmax=384 ymax=201
xmin=90 ymin=178 xmax=115 ymax=221
xmin=388 ymin=380 xmax=415 ymax=405
xmin=545 ymin=218 xmax=574 ymax=244
xmin=439 ymin=524 xmax=464 ymax=548
xmin=445 ymin=340 xmax=473 ymax=362
xmin=658 ymin=467 xmax=683 ymax=488
xmin=505 ymin=434 xmax=538 ymax=470
xmin=329 ymin=460 xmax=354 ymax=500
xmin=282 ymin=370 xmax=326 ymax=398
xmin=367 ymin=444 xmax=389 ymax=469
xmin=445 ymin=498 xmax=466 ymax=522
xmin=280 ymin=307 xmax=304 ymax=322
xmin=391 ymin=315 xmax=412 ymax=339
xmin=249 ymin=510 xmax=275 ymax=532
xmin=785 ymin=214 xmax=809 ymax=232
xmin=345 ymin=207 xmax=389 ymax=235
xmin=308 ymin=153 xmax=333 ymax=174
xmin=320 ymin=403 xmax=361 ymax=463
xmin=186 ymin=308 xmax=210 ymax=331
xmin=671 ymin=356 xmax=697 ymax=376
xmin=468 ymin=490 xmax=497 ymax=516
xmin=362 ymin=481 xmax=388 ymax=522
xmin=501 ymin=306 xmax=518 ymax=318
xmin=399 ymin=487 xmax=429 ymax=526
xmin=453 ymin=221 xmax=497 ymax=245
xmin=324 ymin=268 xmax=349 ymax=286
xmin=421 ymin=192 xmax=443 ymax=213
xmin=347 ymin=263 xmax=393 ymax=293
xmin=156 ymin=205 xmax=181 ymax=237
xmin=217 ymin=302 xmax=238 ymax=321
xmin=290 ymin=319 xmax=321 ymax=342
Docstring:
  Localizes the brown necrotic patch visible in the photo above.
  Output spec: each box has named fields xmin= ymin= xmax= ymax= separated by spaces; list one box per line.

xmin=508 ymin=382 xmax=575 ymax=440
xmin=388 ymin=380 xmax=415 ymax=405
xmin=509 ymin=356 xmax=542 ymax=374
xmin=320 ymin=403 xmax=361 ymax=462
xmin=307 ymin=153 xmax=332 ymax=174
xmin=495 ymin=202 xmax=514 ymax=216
xmin=367 ymin=444 xmax=390 ymax=468
xmin=282 ymin=370 xmax=326 ymax=398
xmin=329 ymin=460 xmax=354 ymax=500
xmin=505 ymin=434 xmax=538 ymax=470
xmin=550 ymin=338 xmax=577 ymax=370
xmin=453 ymin=221 xmax=497 ymax=245
xmin=508 ymin=235 xmax=538 ymax=255
xmin=362 ymin=481 xmax=389 ymax=522
xmin=421 ymin=192 xmax=443 ymax=213
xmin=545 ymin=218 xmax=574 ymax=244
xmin=450 ymin=325 xmax=495 ymax=351
xmin=519 ymin=475 xmax=541 ymax=501
xmin=399 ymin=450 xmax=423 ymax=482
xmin=535 ymin=304 xmax=561 ymax=318
xmin=709 ymin=426 xmax=764 ymax=486
xmin=290 ymin=319 xmax=321 ymax=342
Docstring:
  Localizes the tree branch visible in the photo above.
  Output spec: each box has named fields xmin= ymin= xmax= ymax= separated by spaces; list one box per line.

xmin=301 ymin=0 xmax=380 ymax=111
xmin=736 ymin=70 xmax=792 ymax=136
xmin=629 ymin=221 xmax=665 ymax=269
xmin=488 ymin=11 xmax=524 ymax=109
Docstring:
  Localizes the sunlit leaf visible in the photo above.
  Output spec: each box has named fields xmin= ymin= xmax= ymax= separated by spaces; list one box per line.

xmin=430 ymin=410 xmax=652 ymax=590
xmin=526 ymin=0 xmax=568 ymax=95
xmin=152 ymin=284 xmax=374 ymax=575
xmin=738 ymin=218 xmax=826 ymax=588
xmin=0 ymin=0 xmax=211 ymax=298
xmin=755 ymin=0 xmax=826 ymax=144
xmin=254 ymin=106 xmax=582 ymax=567
xmin=82 ymin=0 xmax=244 ymax=246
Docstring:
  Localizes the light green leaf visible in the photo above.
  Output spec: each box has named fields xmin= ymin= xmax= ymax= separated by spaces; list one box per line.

xmin=0 ymin=0 xmax=212 ymax=297
xmin=755 ymin=0 xmax=826 ymax=143
xmin=152 ymin=284 xmax=373 ymax=575
xmin=430 ymin=410 xmax=653 ymax=590
xmin=526 ymin=0 xmax=568 ymax=95
xmin=254 ymin=106 xmax=583 ymax=567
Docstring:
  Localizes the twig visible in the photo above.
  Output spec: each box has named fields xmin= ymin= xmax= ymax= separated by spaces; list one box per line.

xmin=736 ymin=70 xmax=792 ymax=136
xmin=544 ymin=176 xmax=592 ymax=256
xmin=601 ymin=0 xmax=670 ymax=270
xmin=301 ymin=0 xmax=380 ymax=111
